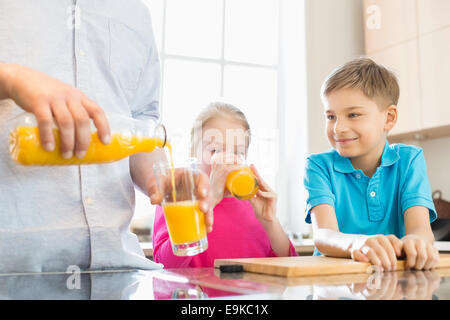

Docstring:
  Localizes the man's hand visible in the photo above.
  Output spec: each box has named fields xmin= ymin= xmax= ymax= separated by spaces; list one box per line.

xmin=146 ymin=168 xmax=213 ymax=232
xmin=5 ymin=63 xmax=110 ymax=158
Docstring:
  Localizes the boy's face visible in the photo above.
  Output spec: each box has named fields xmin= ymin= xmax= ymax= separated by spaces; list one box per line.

xmin=323 ymin=88 xmax=396 ymax=163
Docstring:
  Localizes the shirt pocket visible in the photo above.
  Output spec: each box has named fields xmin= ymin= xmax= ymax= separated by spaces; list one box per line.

xmin=109 ymin=20 xmax=149 ymax=98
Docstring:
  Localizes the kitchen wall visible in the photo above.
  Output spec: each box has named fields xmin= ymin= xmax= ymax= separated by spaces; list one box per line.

xmin=301 ymin=0 xmax=365 ymax=236
xmin=304 ymin=0 xmax=450 ymax=207
xmin=411 ymin=136 xmax=450 ymax=202
xmin=305 ymin=0 xmax=365 ymax=155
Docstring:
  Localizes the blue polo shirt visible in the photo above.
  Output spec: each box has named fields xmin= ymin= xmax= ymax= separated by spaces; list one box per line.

xmin=304 ymin=141 xmax=437 ymax=256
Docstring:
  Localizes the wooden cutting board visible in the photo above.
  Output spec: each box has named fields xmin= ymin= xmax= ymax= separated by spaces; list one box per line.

xmin=214 ymin=254 xmax=450 ymax=277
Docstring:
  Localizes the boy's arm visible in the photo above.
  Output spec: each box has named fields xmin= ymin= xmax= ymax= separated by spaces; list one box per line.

xmin=311 ymin=204 xmax=402 ymax=270
xmin=311 ymin=204 xmax=358 ymax=258
xmin=402 ymin=206 xmax=439 ymax=270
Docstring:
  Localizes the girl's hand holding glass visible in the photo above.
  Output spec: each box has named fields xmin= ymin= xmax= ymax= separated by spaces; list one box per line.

xmin=248 ymin=164 xmax=277 ymax=224
xmin=208 ymin=151 xmax=242 ymax=208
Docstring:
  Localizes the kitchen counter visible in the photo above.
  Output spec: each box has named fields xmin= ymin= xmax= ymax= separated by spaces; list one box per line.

xmin=0 ymin=265 xmax=449 ymax=300
xmin=141 ymin=240 xmax=450 ymax=259
xmin=140 ymin=239 xmax=316 ymax=259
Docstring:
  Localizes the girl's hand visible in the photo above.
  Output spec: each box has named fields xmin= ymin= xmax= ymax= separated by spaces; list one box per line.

xmin=248 ymin=164 xmax=278 ymax=224
xmin=350 ymin=234 xmax=403 ymax=271
xmin=208 ymin=152 xmax=241 ymax=209
xmin=401 ymin=234 xmax=440 ymax=270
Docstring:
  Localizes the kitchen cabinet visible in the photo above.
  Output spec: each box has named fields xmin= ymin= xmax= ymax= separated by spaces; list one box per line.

xmin=368 ymin=39 xmax=422 ymax=136
xmin=363 ymin=0 xmax=450 ymax=142
xmin=363 ymin=0 xmax=417 ymax=53
xmin=419 ymin=27 xmax=450 ymax=129
xmin=417 ymin=0 xmax=450 ymax=35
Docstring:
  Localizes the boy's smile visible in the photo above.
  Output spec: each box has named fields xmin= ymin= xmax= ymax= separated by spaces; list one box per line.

xmin=334 ymin=137 xmax=358 ymax=144
xmin=323 ymin=88 xmax=397 ymax=176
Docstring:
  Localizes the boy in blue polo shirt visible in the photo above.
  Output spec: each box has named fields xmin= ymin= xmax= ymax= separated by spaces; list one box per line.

xmin=304 ymin=58 xmax=439 ymax=271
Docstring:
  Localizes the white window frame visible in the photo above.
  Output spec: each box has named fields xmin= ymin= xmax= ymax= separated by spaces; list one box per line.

xmin=134 ymin=0 xmax=310 ymax=239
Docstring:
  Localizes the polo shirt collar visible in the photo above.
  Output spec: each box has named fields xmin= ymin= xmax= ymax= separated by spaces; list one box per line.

xmin=380 ymin=140 xmax=400 ymax=167
xmin=333 ymin=140 xmax=400 ymax=173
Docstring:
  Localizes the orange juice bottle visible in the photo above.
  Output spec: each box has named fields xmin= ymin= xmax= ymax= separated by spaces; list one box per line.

xmin=9 ymin=112 xmax=167 ymax=165
xmin=162 ymin=200 xmax=207 ymax=245
xmin=226 ymin=166 xmax=259 ymax=200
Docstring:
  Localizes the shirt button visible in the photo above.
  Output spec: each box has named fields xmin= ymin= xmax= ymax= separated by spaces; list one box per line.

xmin=79 ymin=49 xmax=85 ymax=56
xmin=86 ymin=197 xmax=93 ymax=205
xmin=355 ymin=174 xmax=361 ymax=179
xmin=370 ymin=191 xmax=376 ymax=197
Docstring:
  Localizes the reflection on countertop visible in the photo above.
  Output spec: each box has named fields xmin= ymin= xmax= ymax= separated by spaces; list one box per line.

xmin=0 ymin=266 xmax=449 ymax=300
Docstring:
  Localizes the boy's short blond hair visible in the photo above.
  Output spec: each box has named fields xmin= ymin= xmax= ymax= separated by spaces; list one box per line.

xmin=321 ymin=57 xmax=400 ymax=109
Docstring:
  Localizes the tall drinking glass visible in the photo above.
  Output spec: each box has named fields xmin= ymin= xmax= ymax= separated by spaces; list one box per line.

xmin=153 ymin=159 xmax=208 ymax=256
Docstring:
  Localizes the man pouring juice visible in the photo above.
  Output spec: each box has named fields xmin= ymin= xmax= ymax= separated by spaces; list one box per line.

xmin=0 ymin=1 xmax=211 ymax=273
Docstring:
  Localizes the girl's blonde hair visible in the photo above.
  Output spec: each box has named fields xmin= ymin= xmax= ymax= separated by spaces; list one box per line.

xmin=190 ymin=101 xmax=251 ymax=156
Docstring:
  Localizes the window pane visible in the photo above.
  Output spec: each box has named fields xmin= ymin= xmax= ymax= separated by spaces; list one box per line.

xmin=143 ymin=0 xmax=165 ymax=52
xmin=223 ymin=65 xmax=277 ymax=131
xmin=225 ymin=0 xmax=279 ymax=65
xmin=165 ymin=0 xmax=223 ymax=59
xmin=162 ymin=59 xmax=221 ymax=161
xmin=223 ymin=65 xmax=278 ymax=184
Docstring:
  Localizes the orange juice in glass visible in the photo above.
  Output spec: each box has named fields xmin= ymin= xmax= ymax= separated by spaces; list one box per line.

xmin=226 ymin=166 xmax=259 ymax=200
xmin=153 ymin=159 xmax=208 ymax=256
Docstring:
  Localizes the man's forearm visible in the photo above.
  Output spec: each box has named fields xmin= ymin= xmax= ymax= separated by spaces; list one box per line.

xmin=0 ymin=62 xmax=15 ymax=100
xmin=130 ymin=147 xmax=168 ymax=197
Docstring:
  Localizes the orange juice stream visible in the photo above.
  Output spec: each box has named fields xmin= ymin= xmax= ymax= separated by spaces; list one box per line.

xmin=10 ymin=126 xmax=167 ymax=165
xmin=166 ymin=144 xmax=177 ymax=202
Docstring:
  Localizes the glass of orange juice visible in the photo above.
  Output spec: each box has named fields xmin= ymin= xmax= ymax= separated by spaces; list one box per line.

xmin=153 ymin=158 xmax=208 ymax=256
xmin=216 ymin=153 xmax=258 ymax=201
xmin=211 ymin=152 xmax=259 ymax=201
xmin=226 ymin=165 xmax=259 ymax=200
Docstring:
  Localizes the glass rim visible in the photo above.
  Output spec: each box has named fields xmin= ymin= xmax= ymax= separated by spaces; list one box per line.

xmin=152 ymin=157 xmax=198 ymax=171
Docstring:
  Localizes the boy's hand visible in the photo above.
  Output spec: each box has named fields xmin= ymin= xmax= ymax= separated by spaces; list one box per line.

xmin=401 ymin=234 xmax=440 ymax=270
xmin=7 ymin=64 xmax=110 ymax=158
xmin=248 ymin=164 xmax=277 ymax=224
xmin=350 ymin=234 xmax=403 ymax=271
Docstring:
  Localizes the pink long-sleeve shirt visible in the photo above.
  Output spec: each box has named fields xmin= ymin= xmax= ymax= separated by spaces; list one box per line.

xmin=152 ymin=197 xmax=298 ymax=268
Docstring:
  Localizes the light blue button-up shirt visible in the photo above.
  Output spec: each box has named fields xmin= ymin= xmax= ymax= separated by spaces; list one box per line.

xmin=0 ymin=0 xmax=163 ymax=272
xmin=304 ymin=141 xmax=437 ymax=256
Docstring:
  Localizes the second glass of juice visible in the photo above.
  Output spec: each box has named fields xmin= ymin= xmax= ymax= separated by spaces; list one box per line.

xmin=153 ymin=159 xmax=208 ymax=256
